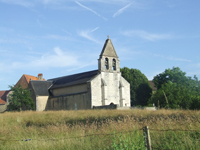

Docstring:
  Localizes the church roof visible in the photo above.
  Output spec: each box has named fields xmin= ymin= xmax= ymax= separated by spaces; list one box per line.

xmin=100 ymin=38 xmax=118 ymax=58
xmin=29 ymin=81 xmax=53 ymax=96
xmin=48 ymin=70 xmax=99 ymax=89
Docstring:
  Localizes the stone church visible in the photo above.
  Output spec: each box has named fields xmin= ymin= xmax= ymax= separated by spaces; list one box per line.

xmin=29 ymin=37 xmax=130 ymax=111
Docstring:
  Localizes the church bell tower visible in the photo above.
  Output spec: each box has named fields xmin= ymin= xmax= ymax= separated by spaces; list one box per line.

xmin=98 ymin=36 xmax=120 ymax=73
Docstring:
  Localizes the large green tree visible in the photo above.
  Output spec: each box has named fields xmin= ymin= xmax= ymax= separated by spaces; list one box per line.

xmin=150 ymin=67 xmax=200 ymax=109
xmin=153 ymin=67 xmax=188 ymax=89
xmin=7 ymin=85 xmax=35 ymax=111
xmin=121 ymin=67 xmax=152 ymax=106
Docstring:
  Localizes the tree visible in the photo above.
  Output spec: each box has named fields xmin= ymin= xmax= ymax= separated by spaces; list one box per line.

xmin=150 ymin=67 xmax=200 ymax=109
xmin=153 ymin=67 xmax=188 ymax=90
xmin=7 ymin=85 xmax=35 ymax=111
xmin=149 ymin=82 xmax=192 ymax=109
xmin=121 ymin=67 xmax=152 ymax=106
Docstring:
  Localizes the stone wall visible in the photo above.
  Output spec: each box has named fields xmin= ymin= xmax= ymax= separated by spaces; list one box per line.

xmin=45 ymin=92 xmax=91 ymax=110
xmin=0 ymin=104 xmax=7 ymax=113
xmin=120 ymin=76 xmax=131 ymax=107
xmin=131 ymin=107 xmax=157 ymax=110
xmin=101 ymin=72 xmax=120 ymax=105
xmin=93 ymin=103 xmax=118 ymax=109
xmin=52 ymin=84 xmax=87 ymax=96
xmin=90 ymin=74 xmax=102 ymax=107
xmin=36 ymin=96 xmax=49 ymax=111
xmin=91 ymin=72 xmax=130 ymax=108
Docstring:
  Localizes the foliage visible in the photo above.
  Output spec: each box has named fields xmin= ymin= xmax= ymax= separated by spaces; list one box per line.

xmin=7 ymin=85 xmax=35 ymax=111
xmin=121 ymin=67 xmax=152 ymax=106
xmin=153 ymin=67 xmax=188 ymax=90
xmin=151 ymin=67 xmax=200 ymax=109
xmin=149 ymin=82 xmax=191 ymax=109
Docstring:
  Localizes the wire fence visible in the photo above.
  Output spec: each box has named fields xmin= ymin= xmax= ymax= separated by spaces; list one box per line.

xmin=143 ymin=126 xmax=200 ymax=150
xmin=0 ymin=127 xmax=199 ymax=150
xmin=0 ymin=129 xmax=142 ymax=142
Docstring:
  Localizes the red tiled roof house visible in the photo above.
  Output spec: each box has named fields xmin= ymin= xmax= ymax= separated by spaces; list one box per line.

xmin=1 ymin=74 xmax=45 ymax=112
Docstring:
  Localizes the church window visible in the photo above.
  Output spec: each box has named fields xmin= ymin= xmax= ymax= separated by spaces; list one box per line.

xmin=112 ymin=59 xmax=116 ymax=70
xmin=105 ymin=58 xmax=109 ymax=70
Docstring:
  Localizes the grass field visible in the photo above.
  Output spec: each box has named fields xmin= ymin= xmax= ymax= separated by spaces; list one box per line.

xmin=0 ymin=109 xmax=200 ymax=150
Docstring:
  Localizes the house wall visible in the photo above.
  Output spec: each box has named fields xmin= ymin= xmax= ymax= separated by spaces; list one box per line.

xmin=52 ymin=84 xmax=87 ymax=96
xmin=15 ymin=76 xmax=28 ymax=89
xmin=45 ymin=92 xmax=91 ymax=110
xmin=0 ymin=104 xmax=7 ymax=112
xmin=36 ymin=96 xmax=49 ymax=111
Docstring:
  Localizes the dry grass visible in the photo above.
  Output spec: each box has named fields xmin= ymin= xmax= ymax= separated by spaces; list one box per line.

xmin=0 ymin=109 xmax=200 ymax=149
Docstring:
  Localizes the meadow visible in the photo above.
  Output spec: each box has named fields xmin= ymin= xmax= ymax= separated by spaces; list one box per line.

xmin=0 ymin=109 xmax=200 ymax=150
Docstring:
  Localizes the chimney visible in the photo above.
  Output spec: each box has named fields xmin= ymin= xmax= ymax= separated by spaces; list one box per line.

xmin=38 ymin=73 xmax=43 ymax=81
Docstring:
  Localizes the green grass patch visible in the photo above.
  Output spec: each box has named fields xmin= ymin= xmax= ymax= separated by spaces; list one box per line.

xmin=0 ymin=109 xmax=199 ymax=149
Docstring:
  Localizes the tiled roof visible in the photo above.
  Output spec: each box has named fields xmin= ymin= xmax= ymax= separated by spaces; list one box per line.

xmin=48 ymin=70 xmax=99 ymax=89
xmin=23 ymin=74 xmax=45 ymax=83
xmin=0 ymin=90 xmax=10 ymax=104
xmin=29 ymin=80 xmax=52 ymax=96
xmin=15 ymin=74 xmax=45 ymax=89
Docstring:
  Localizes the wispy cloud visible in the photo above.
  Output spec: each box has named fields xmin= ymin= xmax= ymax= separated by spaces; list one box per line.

xmin=113 ymin=3 xmax=132 ymax=17
xmin=150 ymin=53 xmax=191 ymax=62
xmin=65 ymin=60 xmax=96 ymax=73
xmin=62 ymin=29 xmax=72 ymax=35
xmin=0 ymin=47 xmax=80 ymax=71
xmin=37 ymin=19 xmax=43 ymax=27
xmin=78 ymin=27 xmax=101 ymax=44
xmin=75 ymin=1 xmax=107 ymax=20
xmin=0 ymin=0 xmax=34 ymax=7
xmin=121 ymin=30 xmax=173 ymax=41
xmin=167 ymin=56 xmax=191 ymax=62
xmin=0 ymin=37 xmax=29 ymax=44
xmin=91 ymin=27 xmax=99 ymax=32
xmin=29 ymin=47 xmax=79 ymax=68
xmin=45 ymin=34 xmax=74 ymax=41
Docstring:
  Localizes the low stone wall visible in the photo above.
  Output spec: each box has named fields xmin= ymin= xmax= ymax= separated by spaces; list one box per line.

xmin=0 ymin=104 xmax=7 ymax=113
xmin=93 ymin=104 xmax=131 ymax=110
xmin=131 ymin=107 xmax=157 ymax=110
xmin=93 ymin=104 xmax=118 ymax=109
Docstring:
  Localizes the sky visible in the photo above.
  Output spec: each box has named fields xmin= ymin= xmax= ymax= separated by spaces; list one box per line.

xmin=0 ymin=0 xmax=200 ymax=90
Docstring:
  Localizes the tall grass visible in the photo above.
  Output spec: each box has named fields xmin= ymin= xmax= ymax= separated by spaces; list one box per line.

xmin=0 ymin=109 xmax=200 ymax=149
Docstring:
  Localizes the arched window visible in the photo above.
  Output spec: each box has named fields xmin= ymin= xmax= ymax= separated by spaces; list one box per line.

xmin=112 ymin=59 xmax=116 ymax=70
xmin=105 ymin=58 xmax=109 ymax=70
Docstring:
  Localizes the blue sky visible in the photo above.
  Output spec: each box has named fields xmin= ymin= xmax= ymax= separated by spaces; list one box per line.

xmin=0 ymin=0 xmax=200 ymax=90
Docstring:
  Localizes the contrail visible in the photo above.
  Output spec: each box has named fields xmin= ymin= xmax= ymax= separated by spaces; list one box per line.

xmin=113 ymin=3 xmax=132 ymax=18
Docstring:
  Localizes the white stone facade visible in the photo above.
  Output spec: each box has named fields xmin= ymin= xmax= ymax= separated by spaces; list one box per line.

xmin=90 ymin=72 xmax=130 ymax=108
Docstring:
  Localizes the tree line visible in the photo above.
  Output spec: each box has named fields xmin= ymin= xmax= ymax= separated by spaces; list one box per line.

xmin=7 ymin=66 xmax=200 ymax=111
xmin=121 ymin=66 xmax=200 ymax=109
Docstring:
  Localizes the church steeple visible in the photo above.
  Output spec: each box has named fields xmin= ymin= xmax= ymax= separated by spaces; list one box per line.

xmin=98 ymin=37 xmax=120 ymax=72
xmin=99 ymin=36 xmax=118 ymax=59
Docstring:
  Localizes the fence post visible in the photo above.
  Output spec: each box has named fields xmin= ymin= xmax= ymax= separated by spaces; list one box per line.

xmin=143 ymin=126 xmax=152 ymax=150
